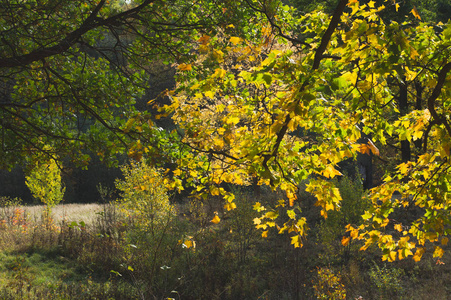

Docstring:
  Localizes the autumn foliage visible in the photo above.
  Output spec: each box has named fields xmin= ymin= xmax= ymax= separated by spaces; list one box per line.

xmin=131 ymin=0 xmax=451 ymax=262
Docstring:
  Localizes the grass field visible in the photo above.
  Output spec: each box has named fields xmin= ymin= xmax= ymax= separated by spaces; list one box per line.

xmin=0 ymin=201 xmax=129 ymax=299
xmin=21 ymin=203 xmax=106 ymax=226
xmin=0 ymin=194 xmax=451 ymax=299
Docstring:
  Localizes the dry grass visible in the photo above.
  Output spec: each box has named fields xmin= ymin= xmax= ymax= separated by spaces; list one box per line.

xmin=20 ymin=203 xmax=106 ymax=226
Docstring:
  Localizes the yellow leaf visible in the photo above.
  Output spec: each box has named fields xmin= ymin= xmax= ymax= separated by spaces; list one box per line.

xmin=262 ymin=230 xmax=268 ymax=238
xmin=395 ymin=3 xmax=400 ymax=12
xmin=212 ymin=49 xmax=224 ymax=63
xmin=358 ymin=144 xmax=371 ymax=155
xmin=224 ymin=193 xmax=235 ymax=203
xmin=349 ymin=227 xmax=359 ymax=239
xmin=286 ymin=190 xmax=297 ymax=206
xmin=270 ymin=121 xmax=284 ymax=135
xmin=198 ymin=34 xmax=210 ymax=45
xmin=368 ymin=0 xmax=375 ymax=8
xmin=291 ymin=235 xmax=302 ymax=248
xmin=226 ymin=116 xmax=240 ymax=125
xmin=190 ymin=170 xmax=198 ymax=178
xmin=229 ymin=36 xmax=241 ymax=45
xmin=213 ymin=68 xmax=227 ymax=78
xmin=211 ymin=215 xmax=221 ymax=224
xmin=341 ymin=236 xmax=351 ymax=246
xmin=184 ymin=240 xmax=194 ymax=249
xmin=265 ymin=211 xmax=279 ymax=220
xmin=398 ymin=248 xmax=413 ymax=260
xmin=413 ymin=247 xmax=425 ymax=262
xmin=425 ymin=232 xmax=438 ymax=242
xmin=234 ymin=176 xmax=244 ymax=185
xmin=411 ymin=6 xmax=421 ymax=20
xmin=204 ymin=90 xmax=215 ymax=98
xmin=224 ymin=202 xmax=236 ymax=211
xmin=252 ymin=202 xmax=266 ymax=212
xmin=442 ymin=237 xmax=449 ymax=246
xmin=173 ymin=169 xmax=182 ymax=176
xmin=394 ymin=224 xmax=403 ymax=232
xmin=433 ymin=246 xmax=444 ymax=258
xmin=210 ymin=187 xmax=220 ymax=196
xmin=398 ymin=163 xmax=410 ymax=175
xmin=276 ymin=200 xmax=286 ymax=208
xmin=322 ymin=165 xmax=342 ymax=179
xmin=190 ymin=83 xmax=200 ymax=90
xmin=409 ymin=48 xmax=419 ymax=59
xmin=388 ymin=251 xmax=397 ymax=262
xmin=178 ymin=63 xmax=192 ymax=71
xmin=341 ymin=71 xmax=358 ymax=85
xmin=412 ymin=129 xmax=423 ymax=141
xmin=199 ymin=44 xmax=209 ymax=53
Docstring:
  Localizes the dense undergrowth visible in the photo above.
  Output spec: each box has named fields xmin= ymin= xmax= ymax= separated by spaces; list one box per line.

xmin=0 ymin=171 xmax=450 ymax=299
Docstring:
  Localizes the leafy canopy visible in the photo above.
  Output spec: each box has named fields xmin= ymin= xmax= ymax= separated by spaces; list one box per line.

xmin=131 ymin=0 xmax=451 ymax=261
xmin=3 ymin=0 xmax=451 ymax=262
xmin=0 ymin=0 xmax=258 ymax=168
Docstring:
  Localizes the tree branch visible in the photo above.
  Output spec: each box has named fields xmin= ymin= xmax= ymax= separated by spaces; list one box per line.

xmin=262 ymin=0 xmax=348 ymax=178
xmin=312 ymin=0 xmax=348 ymax=70
xmin=0 ymin=0 xmax=154 ymax=68
xmin=427 ymin=62 xmax=451 ymax=139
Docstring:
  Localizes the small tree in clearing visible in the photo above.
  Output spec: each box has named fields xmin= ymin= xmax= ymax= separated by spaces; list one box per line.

xmin=25 ymin=158 xmax=65 ymax=223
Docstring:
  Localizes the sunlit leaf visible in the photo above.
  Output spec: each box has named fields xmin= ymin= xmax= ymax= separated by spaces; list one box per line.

xmin=211 ymin=214 xmax=220 ymax=224
xmin=178 ymin=63 xmax=192 ymax=71
xmin=341 ymin=236 xmax=351 ymax=246
xmin=229 ymin=36 xmax=241 ymax=45
xmin=433 ymin=246 xmax=444 ymax=258
xmin=411 ymin=6 xmax=421 ymax=20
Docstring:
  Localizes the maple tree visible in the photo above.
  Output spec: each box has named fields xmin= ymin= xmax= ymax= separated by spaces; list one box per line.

xmin=134 ymin=0 xmax=451 ymax=261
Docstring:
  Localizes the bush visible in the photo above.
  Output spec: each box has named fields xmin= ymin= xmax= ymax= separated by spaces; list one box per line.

xmin=0 ymin=197 xmax=23 ymax=227
xmin=315 ymin=175 xmax=369 ymax=264
xmin=114 ymin=160 xmax=182 ymax=298
xmin=115 ymin=159 xmax=173 ymax=234
xmin=369 ymin=263 xmax=405 ymax=298
xmin=312 ymin=267 xmax=346 ymax=300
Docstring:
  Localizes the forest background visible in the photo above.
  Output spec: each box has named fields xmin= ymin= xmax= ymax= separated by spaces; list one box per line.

xmin=1 ymin=0 xmax=451 ymax=299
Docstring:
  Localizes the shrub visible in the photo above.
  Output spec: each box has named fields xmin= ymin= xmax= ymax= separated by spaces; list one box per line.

xmin=312 ymin=267 xmax=346 ymax=300
xmin=369 ymin=263 xmax=405 ymax=298
xmin=115 ymin=159 xmax=174 ymax=235
xmin=114 ymin=160 xmax=180 ymax=298
xmin=0 ymin=197 xmax=23 ymax=227
xmin=315 ymin=175 xmax=369 ymax=263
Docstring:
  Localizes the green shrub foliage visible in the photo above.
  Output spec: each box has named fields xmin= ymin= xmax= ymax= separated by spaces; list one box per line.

xmin=115 ymin=160 xmax=174 ymax=234
xmin=25 ymin=158 xmax=65 ymax=215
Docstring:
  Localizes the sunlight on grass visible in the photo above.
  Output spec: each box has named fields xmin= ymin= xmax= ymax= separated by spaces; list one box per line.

xmin=22 ymin=203 xmax=105 ymax=226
